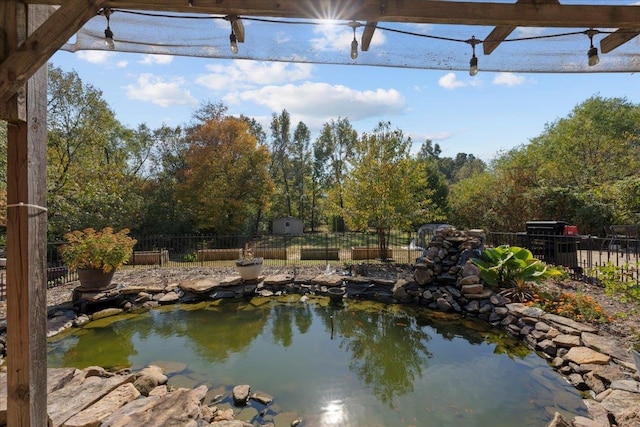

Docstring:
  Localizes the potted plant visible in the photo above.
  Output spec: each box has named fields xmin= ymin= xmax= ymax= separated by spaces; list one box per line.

xmin=235 ymin=243 xmax=263 ymax=281
xmin=60 ymin=227 xmax=137 ymax=290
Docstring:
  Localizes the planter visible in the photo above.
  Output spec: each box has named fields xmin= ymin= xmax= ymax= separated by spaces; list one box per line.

xmin=235 ymin=258 xmax=264 ymax=281
xmin=76 ymin=268 xmax=116 ymax=291
xmin=351 ymin=247 xmax=393 ymax=260
xmin=128 ymin=250 xmax=169 ymax=266
xmin=300 ymin=247 xmax=340 ymax=260
xmin=197 ymin=248 xmax=243 ymax=261
xmin=327 ymin=287 xmax=346 ymax=303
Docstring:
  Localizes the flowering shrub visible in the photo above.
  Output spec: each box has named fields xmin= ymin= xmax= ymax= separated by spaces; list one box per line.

xmin=525 ymin=288 xmax=613 ymax=324
xmin=60 ymin=227 xmax=137 ymax=273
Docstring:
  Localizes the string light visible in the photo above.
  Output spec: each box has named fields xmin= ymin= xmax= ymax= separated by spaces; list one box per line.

xmin=467 ymin=36 xmax=480 ymax=76
xmin=92 ymin=10 xmax=619 ymax=72
xmin=348 ymin=21 xmax=361 ymax=60
xmin=586 ymin=29 xmax=599 ymax=66
xmin=102 ymin=8 xmax=115 ymax=50
xmin=230 ymin=30 xmax=238 ymax=53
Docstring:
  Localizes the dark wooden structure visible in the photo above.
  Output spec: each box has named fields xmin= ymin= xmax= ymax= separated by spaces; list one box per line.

xmin=0 ymin=1 xmax=638 ymax=425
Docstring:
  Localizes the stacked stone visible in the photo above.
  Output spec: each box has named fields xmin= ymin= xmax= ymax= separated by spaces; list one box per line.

xmin=501 ymin=303 xmax=640 ymax=427
xmin=413 ymin=227 xmax=512 ymax=321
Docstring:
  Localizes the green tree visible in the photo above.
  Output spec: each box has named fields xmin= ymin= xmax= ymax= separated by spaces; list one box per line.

xmin=176 ymin=115 xmax=274 ymax=235
xmin=269 ymin=109 xmax=294 ymax=217
xmin=314 ymin=117 xmax=357 ymax=231
xmin=47 ymin=65 xmax=144 ymax=236
xmin=292 ymin=121 xmax=311 ymax=223
xmin=340 ymin=121 xmax=421 ymax=257
xmin=414 ymin=139 xmax=450 ymax=224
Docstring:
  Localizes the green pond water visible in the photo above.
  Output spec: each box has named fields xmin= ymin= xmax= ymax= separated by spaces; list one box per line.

xmin=48 ymin=296 xmax=587 ymax=426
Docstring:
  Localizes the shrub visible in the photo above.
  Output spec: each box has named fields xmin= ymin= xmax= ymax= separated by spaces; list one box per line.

xmin=590 ymin=262 xmax=640 ymax=304
xmin=527 ymin=287 xmax=612 ymax=324
xmin=60 ymin=227 xmax=137 ymax=273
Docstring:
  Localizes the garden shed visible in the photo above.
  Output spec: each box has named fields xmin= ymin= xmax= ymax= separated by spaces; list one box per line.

xmin=1 ymin=1 xmax=640 ymax=426
xmin=273 ymin=216 xmax=304 ymax=236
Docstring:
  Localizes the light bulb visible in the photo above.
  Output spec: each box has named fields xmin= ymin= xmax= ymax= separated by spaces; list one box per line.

xmin=588 ymin=46 xmax=599 ymax=66
xmin=230 ymin=32 xmax=238 ymax=54
xmin=104 ymin=27 xmax=115 ymax=50
xmin=469 ymin=55 xmax=478 ymax=76
xmin=351 ymin=39 xmax=358 ymax=60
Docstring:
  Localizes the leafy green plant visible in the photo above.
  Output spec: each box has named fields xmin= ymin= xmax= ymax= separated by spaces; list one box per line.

xmin=471 ymin=245 xmax=564 ymax=288
xmin=60 ymin=227 xmax=137 ymax=273
xmin=183 ymin=252 xmax=197 ymax=262
xmin=590 ymin=262 xmax=640 ymax=304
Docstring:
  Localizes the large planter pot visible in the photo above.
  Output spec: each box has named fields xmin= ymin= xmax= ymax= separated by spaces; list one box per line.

xmin=76 ymin=268 xmax=116 ymax=291
xmin=235 ymin=258 xmax=264 ymax=281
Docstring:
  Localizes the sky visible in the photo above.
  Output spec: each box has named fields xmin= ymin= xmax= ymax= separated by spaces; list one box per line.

xmin=49 ymin=48 xmax=640 ymax=162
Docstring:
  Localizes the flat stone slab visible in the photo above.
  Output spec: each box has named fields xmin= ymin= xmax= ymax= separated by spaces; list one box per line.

xmin=564 ymin=346 xmax=611 ymax=365
xmin=581 ymin=332 xmax=630 ymax=363
xmin=48 ymin=371 xmax=135 ymax=427
xmin=543 ymin=313 xmax=599 ymax=333
xmin=63 ymin=382 xmax=140 ymax=427
xmin=506 ymin=303 xmax=545 ymax=318
xmin=311 ymin=274 xmax=344 ymax=287
xmin=179 ymin=276 xmax=244 ymax=294
xmin=263 ymin=274 xmax=294 ymax=286
xmin=100 ymin=385 xmax=208 ymax=427
xmin=600 ymin=389 xmax=640 ymax=417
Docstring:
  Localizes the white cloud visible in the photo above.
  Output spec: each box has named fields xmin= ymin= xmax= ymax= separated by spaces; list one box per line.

xmin=139 ymin=54 xmax=174 ymax=65
xmin=125 ymin=74 xmax=198 ymax=107
xmin=438 ymin=73 xmax=467 ymax=89
xmin=309 ymin=23 xmax=386 ymax=53
xmin=116 ymin=60 xmax=128 ymax=68
xmin=493 ymin=72 xmax=525 ymax=86
xmin=76 ymin=50 xmax=115 ymax=64
xmin=229 ymin=82 xmax=405 ymax=127
xmin=196 ymin=61 xmax=313 ymax=91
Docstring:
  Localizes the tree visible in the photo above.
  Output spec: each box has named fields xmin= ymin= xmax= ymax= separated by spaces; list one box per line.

xmin=176 ymin=116 xmax=274 ymax=235
xmin=292 ymin=121 xmax=311 ymax=224
xmin=525 ymin=95 xmax=640 ymax=188
xmin=47 ymin=65 xmax=144 ymax=236
xmin=269 ymin=110 xmax=294 ymax=217
xmin=414 ymin=139 xmax=450 ymax=224
xmin=314 ymin=117 xmax=357 ymax=231
xmin=340 ymin=121 xmax=421 ymax=257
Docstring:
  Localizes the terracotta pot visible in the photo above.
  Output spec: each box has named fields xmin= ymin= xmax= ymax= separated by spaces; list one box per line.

xmin=235 ymin=258 xmax=263 ymax=281
xmin=77 ymin=268 xmax=116 ymax=291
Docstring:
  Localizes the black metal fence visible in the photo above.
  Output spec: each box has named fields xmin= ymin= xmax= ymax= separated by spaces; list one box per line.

xmin=0 ymin=230 xmax=637 ymax=301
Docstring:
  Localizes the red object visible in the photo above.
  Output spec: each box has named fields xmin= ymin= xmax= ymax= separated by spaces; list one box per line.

xmin=564 ymin=225 xmax=579 ymax=235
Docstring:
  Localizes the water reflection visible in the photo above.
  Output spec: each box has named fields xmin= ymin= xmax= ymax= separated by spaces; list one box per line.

xmin=48 ymin=297 xmax=586 ymax=426
xmin=332 ymin=305 xmax=433 ymax=404
xmin=320 ymin=399 xmax=347 ymax=425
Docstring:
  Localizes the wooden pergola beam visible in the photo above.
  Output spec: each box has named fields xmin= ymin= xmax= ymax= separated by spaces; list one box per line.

xmin=600 ymin=28 xmax=640 ymax=54
xmin=483 ymin=0 xmax=559 ymax=56
xmin=4 ymin=3 xmax=50 ymax=426
xmin=361 ymin=21 xmax=377 ymax=52
xmin=23 ymin=1 xmax=637 ymax=28
xmin=0 ymin=0 xmax=106 ymax=104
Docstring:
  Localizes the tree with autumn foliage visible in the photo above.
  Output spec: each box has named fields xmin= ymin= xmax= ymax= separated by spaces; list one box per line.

xmin=339 ymin=121 xmax=427 ymax=258
xmin=176 ymin=115 xmax=274 ymax=235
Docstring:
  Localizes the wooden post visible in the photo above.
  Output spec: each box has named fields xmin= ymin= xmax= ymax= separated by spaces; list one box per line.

xmin=3 ymin=3 xmax=49 ymax=426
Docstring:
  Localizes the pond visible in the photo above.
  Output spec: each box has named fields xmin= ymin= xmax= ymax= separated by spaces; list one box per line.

xmin=48 ymin=295 xmax=587 ymax=426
